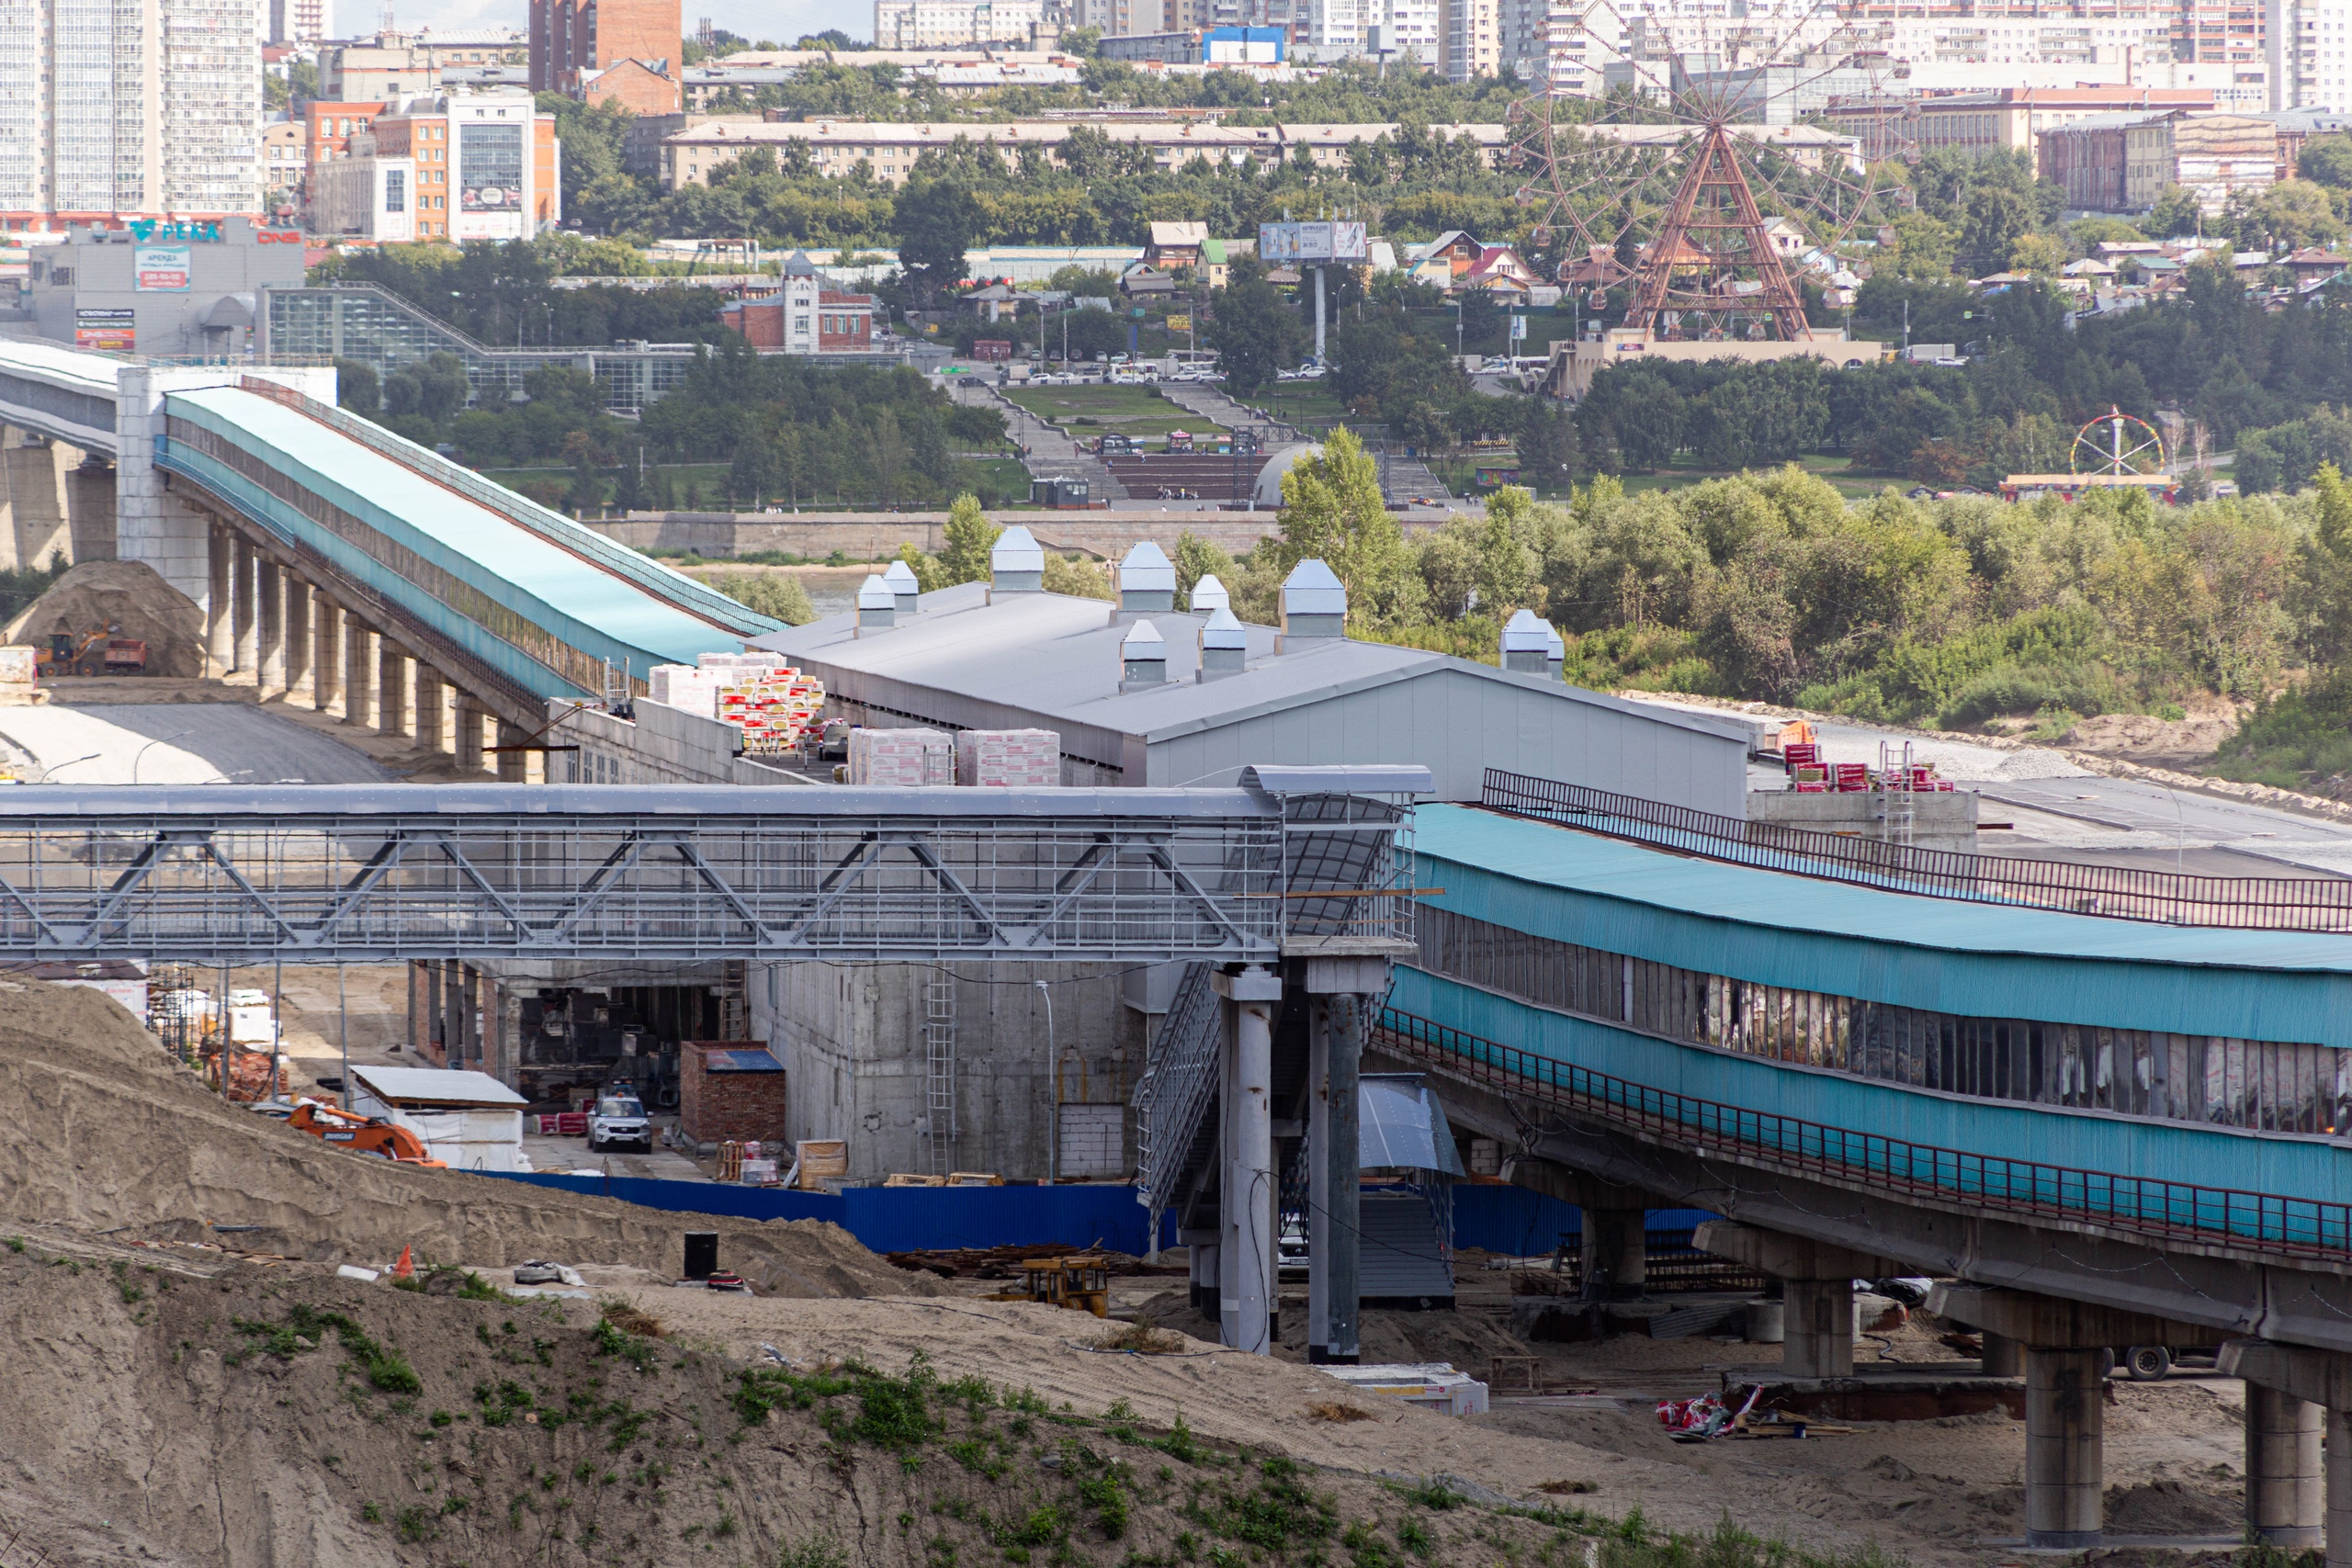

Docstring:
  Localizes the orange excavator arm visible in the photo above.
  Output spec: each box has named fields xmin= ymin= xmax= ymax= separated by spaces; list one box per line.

xmin=287 ymin=1100 xmax=448 ymax=1168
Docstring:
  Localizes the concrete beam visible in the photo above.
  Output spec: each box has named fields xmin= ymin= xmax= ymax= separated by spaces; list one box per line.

xmin=2222 ymin=1340 xmax=2352 ymax=1410
xmin=1502 ymin=1153 xmax=1657 ymax=1213
xmin=1695 ymin=1220 xmax=1906 ymax=1281
xmin=1928 ymin=1284 xmax=2228 ymax=1351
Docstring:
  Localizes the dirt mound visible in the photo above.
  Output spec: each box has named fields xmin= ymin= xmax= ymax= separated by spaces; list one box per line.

xmin=0 ymin=1240 xmax=1595 ymax=1567
xmin=2105 ymin=1478 xmax=2241 ymax=1534
xmin=2062 ymin=709 xmax=2245 ymax=769
xmin=0 ymin=979 xmax=931 ymax=1296
xmin=2 ymin=558 xmax=208 ymax=677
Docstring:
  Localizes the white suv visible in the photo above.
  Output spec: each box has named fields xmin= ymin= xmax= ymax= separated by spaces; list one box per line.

xmin=588 ymin=1093 xmax=650 ymax=1153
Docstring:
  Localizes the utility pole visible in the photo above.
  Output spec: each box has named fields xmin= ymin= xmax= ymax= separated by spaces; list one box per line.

xmin=1902 ymin=297 xmax=1910 ymax=356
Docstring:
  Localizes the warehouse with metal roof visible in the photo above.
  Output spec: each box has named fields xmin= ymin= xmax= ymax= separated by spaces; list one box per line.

xmin=752 ymin=535 xmax=1753 ymax=810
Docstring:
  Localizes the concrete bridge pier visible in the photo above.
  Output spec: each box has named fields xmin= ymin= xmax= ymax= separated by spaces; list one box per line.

xmin=1981 ymin=1332 xmax=2021 ymax=1377
xmin=1934 ymin=1285 xmax=2230 ymax=1550
xmin=1695 ymin=1223 xmax=1906 ymax=1379
xmin=284 ymin=575 xmax=311 ymax=701
xmin=343 ymin=621 xmax=375 ymax=728
xmin=1301 ymin=961 xmax=1385 ymax=1365
xmin=312 ymin=594 xmax=341 ymax=712
xmin=2219 ymin=1341 xmax=2352 ymax=1561
xmin=207 ymin=525 xmax=232 ymax=675
xmin=256 ymin=560 xmax=283 ymax=695
xmin=231 ymin=535 xmax=256 ymax=676
xmin=1502 ymin=1156 xmax=1664 ymax=1303
xmin=65 ymin=455 xmax=114 ymax=562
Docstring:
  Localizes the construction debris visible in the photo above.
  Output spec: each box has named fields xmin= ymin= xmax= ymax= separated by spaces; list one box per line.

xmin=2 ymin=559 xmax=207 ymax=677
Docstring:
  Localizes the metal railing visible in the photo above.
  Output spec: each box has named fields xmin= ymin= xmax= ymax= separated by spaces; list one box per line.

xmin=1133 ymin=960 xmax=1221 ymax=1213
xmin=1483 ymin=770 xmax=2352 ymax=933
xmin=1374 ymin=1007 xmax=2352 ymax=1260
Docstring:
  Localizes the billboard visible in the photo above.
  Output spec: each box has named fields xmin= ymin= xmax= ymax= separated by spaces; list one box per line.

xmin=1257 ymin=220 xmax=1369 ymax=265
xmin=134 ymin=245 xmax=191 ymax=291
xmin=74 ymin=308 xmax=135 ymax=351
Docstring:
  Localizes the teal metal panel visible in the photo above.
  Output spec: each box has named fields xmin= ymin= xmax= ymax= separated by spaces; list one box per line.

xmin=1414 ymin=804 xmax=2352 ymax=1049
xmin=164 ymin=388 xmax=750 ymax=684
xmin=1391 ymin=966 xmax=2352 ymax=1208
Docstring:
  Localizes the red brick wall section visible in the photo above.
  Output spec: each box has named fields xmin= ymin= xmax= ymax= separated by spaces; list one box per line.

xmin=678 ymin=1040 xmax=789 ymax=1145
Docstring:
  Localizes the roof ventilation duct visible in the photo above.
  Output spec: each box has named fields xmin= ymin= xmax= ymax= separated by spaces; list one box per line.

xmin=1279 ymin=558 xmax=1346 ymax=648
xmin=1189 ymin=572 xmax=1230 ymax=615
xmin=882 ymin=558 xmax=922 ymax=614
xmin=1197 ymin=607 xmax=1247 ymax=680
xmin=1500 ymin=608 xmax=1552 ymax=675
xmin=989 ymin=524 xmax=1044 ymax=596
xmin=854 ymin=573 xmax=895 ymax=636
xmin=1120 ymin=619 xmax=1168 ymax=689
xmin=1116 ymin=540 xmax=1176 ymax=616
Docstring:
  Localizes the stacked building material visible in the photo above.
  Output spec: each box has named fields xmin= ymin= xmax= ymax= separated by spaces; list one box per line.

xmin=715 ymin=665 xmax=827 ymax=754
xmin=954 ymin=728 xmax=1062 ymax=786
xmin=848 ymin=727 xmax=954 ymax=785
xmin=648 ymin=663 xmax=721 ymax=717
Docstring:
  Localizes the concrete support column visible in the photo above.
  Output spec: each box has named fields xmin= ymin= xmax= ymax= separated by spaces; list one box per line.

xmin=494 ymin=720 xmax=527 ymax=781
xmin=378 ymin=643 xmax=409 ymax=739
xmin=1783 ymin=1278 xmax=1856 ymax=1379
xmin=1216 ymin=964 xmax=1281 ymax=1356
xmin=231 ymin=534 xmax=256 ymax=675
xmin=1186 ymin=1235 xmax=1218 ymax=1315
xmin=284 ymin=578 xmax=311 ymax=701
xmin=343 ymin=620 xmax=375 ymax=728
xmin=413 ymin=666 xmax=446 ymax=753
xmin=1982 ymin=1332 xmax=2021 ymax=1378
xmin=312 ymin=597 xmax=342 ymax=714
xmin=456 ymin=697 xmax=485 ymax=773
xmin=1324 ymin=991 xmax=1363 ymax=1363
xmin=2328 ymin=1407 xmax=2352 ymax=1568
xmin=439 ymin=960 xmax=462 ymax=1066
xmin=2248 ymin=1386 xmax=2324 ymax=1548
xmin=461 ymin=964 xmax=481 ymax=1067
xmin=1306 ymin=1000 xmax=1330 ymax=1357
xmin=1582 ymin=1208 xmax=1647 ymax=1302
xmin=256 ymin=562 xmax=283 ymax=696
xmin=206 ymin=525 xmax=232 ymax=675
xmin=2025 ymin=1348 xmax=2105 ymax=1550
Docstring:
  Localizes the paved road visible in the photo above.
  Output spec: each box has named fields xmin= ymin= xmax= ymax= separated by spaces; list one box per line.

xmin=0 ymin=703 xmax=395 ymax=785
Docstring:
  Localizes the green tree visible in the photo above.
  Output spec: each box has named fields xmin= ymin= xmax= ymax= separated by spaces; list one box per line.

xmin=1271 ymin=427 xmax=1425 ymax=627
xmin=2299 ymin=133 xmax=2352 ymax=190
xmin=1887 ymin=211 xmax=1959 ymax=281
xmin=711 ymin=571 xmax=818 ymax=624
xmin=1517 ymin=400 xmax=1581 ymax=495
xmin=334 ymin=358 xmax=381 ymax=418
xmin=1172 ymin=531 xmax=1236 ymax=606
xmin=893 ymin=175 xmax=983 ymax=299
xmin=2146 ymin=184 xmax=2204 ymax=238
xmin=937 ymin=491 xmax=1000 ymax=583
xmin=2252 ymin=179 xmax=2347 ymax=250
xmin=1473 ymin=488 xmax=1543 ymax=616
xmin=729 ymin=429 xmax=776 ymax=505
xmin=1205 ymin=260 xmax=1308 ymax=396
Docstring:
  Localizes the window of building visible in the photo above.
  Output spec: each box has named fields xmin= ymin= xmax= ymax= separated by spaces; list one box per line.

xmin=385 ymin=168 xmax=405 ymax=211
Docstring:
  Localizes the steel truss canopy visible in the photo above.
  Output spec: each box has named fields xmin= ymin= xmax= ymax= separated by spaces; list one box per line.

xmin=0 ymin=778 xmax=1423 ymax=964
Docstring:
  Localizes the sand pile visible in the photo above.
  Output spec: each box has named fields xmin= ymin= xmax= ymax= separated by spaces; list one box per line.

xmin=2 ymin=558 xmax=208 ymax=677
xmin=0 ymin=1236 xmax=1606 ymax=1568
xmin=0 ymin=980 xmax=932 ymax=1296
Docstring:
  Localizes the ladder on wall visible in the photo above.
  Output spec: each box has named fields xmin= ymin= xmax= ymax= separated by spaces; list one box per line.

xmin=718 ymin=960 xmax=748 ymax=1042
xmin=1877 ymin=740 xmax=1916 ymax=851
xmin=924 ymin=968 xmax=958 ymax=1176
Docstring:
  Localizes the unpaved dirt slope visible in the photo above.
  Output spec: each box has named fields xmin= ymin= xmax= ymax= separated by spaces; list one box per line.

xmin=0 ymin=1237 xmax=1595 ymax=1568
xmin=0 ymin=980 xmax=929 ymax=1296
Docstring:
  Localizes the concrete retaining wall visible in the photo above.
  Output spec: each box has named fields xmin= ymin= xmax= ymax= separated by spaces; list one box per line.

xmin=586 ymin=510 xmax=1290 ymax=561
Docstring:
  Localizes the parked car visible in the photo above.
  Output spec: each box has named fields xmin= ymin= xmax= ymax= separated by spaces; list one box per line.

xmin=588 ymin=1092 xmax=650 ymax=1153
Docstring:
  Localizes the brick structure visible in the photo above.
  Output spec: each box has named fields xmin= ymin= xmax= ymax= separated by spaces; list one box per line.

xmin=532 ymin=0 xmax=681 ymax=95
xmin=679 ymin=1040 xmax=789 ymax=1144
xmin=718 ymin=287 xmax=877 ymax=354
xmin=584 ymin=57 xmax=683 ymax=115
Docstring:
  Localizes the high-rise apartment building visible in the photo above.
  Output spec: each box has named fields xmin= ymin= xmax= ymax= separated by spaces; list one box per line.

xmin=266 ymin=0 xmax=327 ymax=45
xmin=530 ymin=0 xmax=680 ymax=94
xmin=873 ymin=0 xmax=1047 ymax=46
xmin=0 ymin=0 xmax=262 ymax=227
xmin=2269 ymin=0 xmax=2352 ymax=108
xmin=1443 ymin=0 xmax=1498 ymax=75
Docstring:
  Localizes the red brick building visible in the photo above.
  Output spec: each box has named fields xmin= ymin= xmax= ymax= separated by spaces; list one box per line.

xmin=719 ymin=288 xmax=878 ymax=353
xmin=306 ymin=100 xmax=389 ymax=175
xmin=532 ymin=0 xmax=683 ymax=96
xmin=678 ymin=1041 xmax=789 ymax=1145
xmin=583 ymin=56 xmax=682 ymax=114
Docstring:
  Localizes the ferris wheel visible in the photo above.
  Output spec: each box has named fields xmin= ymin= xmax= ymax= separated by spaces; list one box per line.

xmin=1509 ymin=0 xmax=1902 ymax=344
xmin=2069 ymin=407 xmax=2168 ymax=477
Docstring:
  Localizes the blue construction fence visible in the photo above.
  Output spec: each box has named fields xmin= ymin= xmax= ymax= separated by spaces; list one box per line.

xmin=472 ymin=1169 xmax=1714 ymax=1259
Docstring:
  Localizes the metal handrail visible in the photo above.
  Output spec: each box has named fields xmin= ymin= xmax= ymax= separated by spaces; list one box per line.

xmin=1134 ymin=961 xmax=1222 ymax=1212
xmin=1374 ymin=1007 xmax=2352 ymax=1259
xmin=1482 ymin=770 xmax=2352 ymax=933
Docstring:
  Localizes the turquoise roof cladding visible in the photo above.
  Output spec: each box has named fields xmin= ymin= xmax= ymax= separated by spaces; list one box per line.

xmin=1413 ymin=804 xmax=2352 ymax=1050
xmin=165 ymin=388 xmax=746 ymax=684
xmin=1389 ymin=966 xmax=2352 ymax=1208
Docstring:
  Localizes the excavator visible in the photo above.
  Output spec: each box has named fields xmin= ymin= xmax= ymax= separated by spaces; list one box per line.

xmin=285 ymin=1100 xmax=447 ymax=1168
